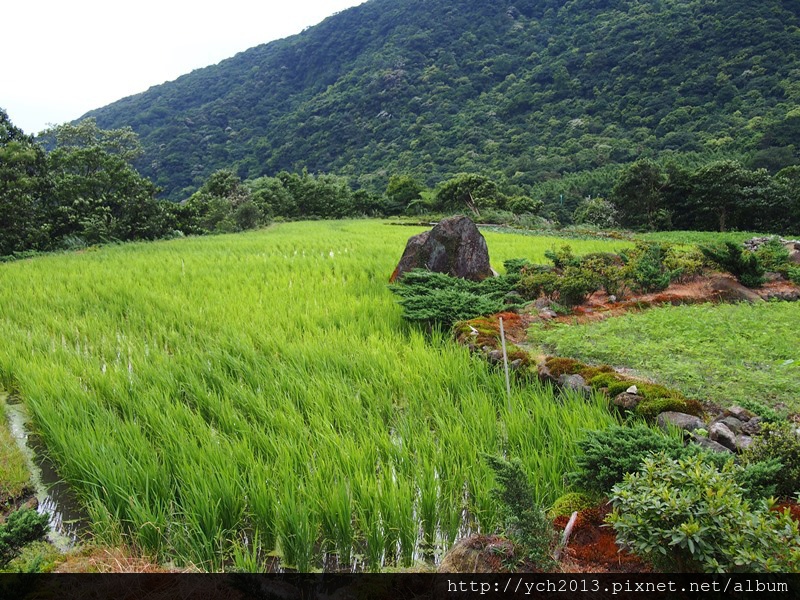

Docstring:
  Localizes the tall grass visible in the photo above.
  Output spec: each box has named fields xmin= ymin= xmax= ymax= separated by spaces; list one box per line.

xmin=0 ymin=220 xmax=619 ymax=570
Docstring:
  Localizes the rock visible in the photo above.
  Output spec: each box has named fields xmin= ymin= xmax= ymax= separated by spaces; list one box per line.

xmin=789 ymin=249 xmax=800 ymax=265
xmin=741 ymin=417 xmax=762 ymax=436
xmin=735 ymin=434 xmax=754 ymax=452
xmin=389 ymin=230 xmax=430 ymax=282
xmin=533 ymin=297 xmax=552 ymax=310
xmin=706 ymin=276 xmax=764 ymax=303
xmin=691 ymin=434 xmax=734 ymax=454
xmin=510 ymin=359 xmax=523 ymax=370
xmin=389 ymin=216 xmax=493 ymax=282
xmin=657 ymin=411 xmax=706 ymax=433
xmin=608 ymin=295 xmax=617 ymax=303
xmin=711 ymin=415 xmax=744 ymax=434
xmin=439 ymin=535 xmax=517 ymax=573
xmin=626 ymin=385 xmax=638 ymax=395
xmin=728 ymin=405 xmax=756 ymax=421
xmin=709 ymin=422 xmax=737 ymax=451
xmin=21 ymin=496 xmax=39 ymax=512
xmin=558 ymin=374 xmax=592 ymax=398
xmin=487 ymin=350 xmax=503 ymax=364
xmin=613 ymin=392 xmax=643 ymax=412
xmin=765 ymin=289 xmax=800 ymax=301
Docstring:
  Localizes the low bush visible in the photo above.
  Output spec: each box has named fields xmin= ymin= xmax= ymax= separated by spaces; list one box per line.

xmin=0 ymin=508 xmax=49 ymax=568
xmin=663 ymin=246 xmax=708 ymax=281
xmin=622 ymin=242 xmax=679 ymax=293
xmin=557 ymin=265 xmax=601 ymax=306
xmin=581 ymin=253 xmax=626 ymax=298
xmin=390 ymin=269 xmax=520 ymax=328
xmin=700 ymin=242 xmax=765 ymax=288
xmin=516 ymin=269 xmax=559 ymax=301
xmin=744 ymin=423 xmax=800 ymax=500
xmin=544 ymin=245 xmax=579 ymax=269
xmin=755 ymin=237 xmax=791 ymax=272
xmin=569 ymin=425 xmax=689 ymax=495
xmin=486 ymin=455 xmax=556 ymax=570
xmin=608 ymin=454 xmax=800 ymax=572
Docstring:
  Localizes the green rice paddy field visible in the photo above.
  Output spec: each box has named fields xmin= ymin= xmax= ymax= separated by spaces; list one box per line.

xmin=0 ymin=221 xmax=629 ymax=571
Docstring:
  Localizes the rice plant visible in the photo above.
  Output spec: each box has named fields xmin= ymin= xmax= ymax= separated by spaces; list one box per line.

xmin=0 ymin=220 xmax=620 ymax=570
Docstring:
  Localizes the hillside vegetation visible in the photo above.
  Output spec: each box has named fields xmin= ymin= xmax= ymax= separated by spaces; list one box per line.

xmin=82 ymin=0 xmax=800 ymax=200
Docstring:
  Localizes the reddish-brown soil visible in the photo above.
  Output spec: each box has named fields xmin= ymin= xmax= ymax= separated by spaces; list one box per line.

xmin=545 ymin=274 xmax=800 ymax=325
xmin=773 ymin=501 xmax=800 ymax=522
xmin=553 ymin=504 xmax=650 ymax=573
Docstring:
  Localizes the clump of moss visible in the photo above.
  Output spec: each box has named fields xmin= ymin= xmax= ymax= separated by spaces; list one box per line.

xmin=635 ymin=397 xmax=704 ymax=420
xmin=548 ymin=492 xmax=597 ymax=520
xmin=588 ymin=371 xmax=622 ymax=390
xmin=544 ymin=357 xmax=582 ymax=378
xmin=577 ymin=364 xmax=615 ymax=381
xmin=454 ymin=316 xmax=500 ymax=347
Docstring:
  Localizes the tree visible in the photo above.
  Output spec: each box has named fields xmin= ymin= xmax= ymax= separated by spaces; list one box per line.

xmin=611 ymin=159 xmax=668 ymax=231
xmin=573 ymin=196 xmax=618 ymax=228
xmin=433 ymin=173 xmax=500 ymax=215
xmin=688 ymin=160 xmax=774 ymax=232
xmin=0 ymin=109 xmax=51 ymax=255
xmin=183 ymin=169 xmax=260 ymax=234
xmin=385 ymin=175 xmax=423 ymax=215
xmin=41 ymin=119 xmax=164 ymax=243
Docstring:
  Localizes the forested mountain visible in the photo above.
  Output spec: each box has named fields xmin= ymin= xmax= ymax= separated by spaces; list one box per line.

xmin=83 ymin=0 xmax=800 ymax=200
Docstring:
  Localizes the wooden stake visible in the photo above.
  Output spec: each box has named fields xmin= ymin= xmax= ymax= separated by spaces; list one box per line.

xmin=499 ymin=316 xmax=511 ymax=412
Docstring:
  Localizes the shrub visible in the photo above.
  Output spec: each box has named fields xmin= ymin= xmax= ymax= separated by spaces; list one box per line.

xmin=786 ymin=265 xmax=800 ymax=285
xmin=485 ymin=455 xmax=556 ymax=570
xmin=744 ymin=423 xmax=800 ymax=500
xmin=544 ymin=245 xmax=579 ymax=269
xmin=663 ymin=246 xmax=708 ymax=281
xmin=503 ymin=258 xmax=534 ymax=275
xmin=516 ymin=269 xmax=559 ymax=301
xmin=622 ymin=242 xmax=678 ymax=293
xmin=548 ymin=492 xmax=597 ymax=519
xmin=556 ymin=265 xmax=601 ymax=306
xmin=569 ymin=425 xmax=689 ymax=495
xmin=581 ymin=253 xmax=626 ymax=298
xmin=390 ymin=269 xmax=519 ymax=328
xmin=0 ymin=508 xmax=49 ymax=568
xmin=700 ymin=242 xmax=765 ymax=288
xmin=608 ymin=454 xmax=800 ymax=572
xmin=755 ymin=237 xmax=791 ymax=272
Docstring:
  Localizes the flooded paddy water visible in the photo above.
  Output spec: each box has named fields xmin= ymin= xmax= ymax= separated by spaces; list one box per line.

xmin=3 ymin=395 xmax=90 ymax=551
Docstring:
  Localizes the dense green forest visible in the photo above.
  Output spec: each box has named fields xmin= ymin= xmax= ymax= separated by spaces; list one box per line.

xmin=80 ymin=0 xmax=800 ymax=203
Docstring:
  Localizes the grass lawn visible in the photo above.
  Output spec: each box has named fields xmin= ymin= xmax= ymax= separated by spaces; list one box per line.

xmin=529 ymin=301 xmax=800 ymax=416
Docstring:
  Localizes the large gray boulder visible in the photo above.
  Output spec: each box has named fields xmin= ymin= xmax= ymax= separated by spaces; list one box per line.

xmin=390 ymin=216 xmax=493 ymax=282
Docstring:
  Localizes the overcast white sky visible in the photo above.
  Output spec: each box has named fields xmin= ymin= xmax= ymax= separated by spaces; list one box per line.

xmin=3 ymin=1 xmax=366 ymax=135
